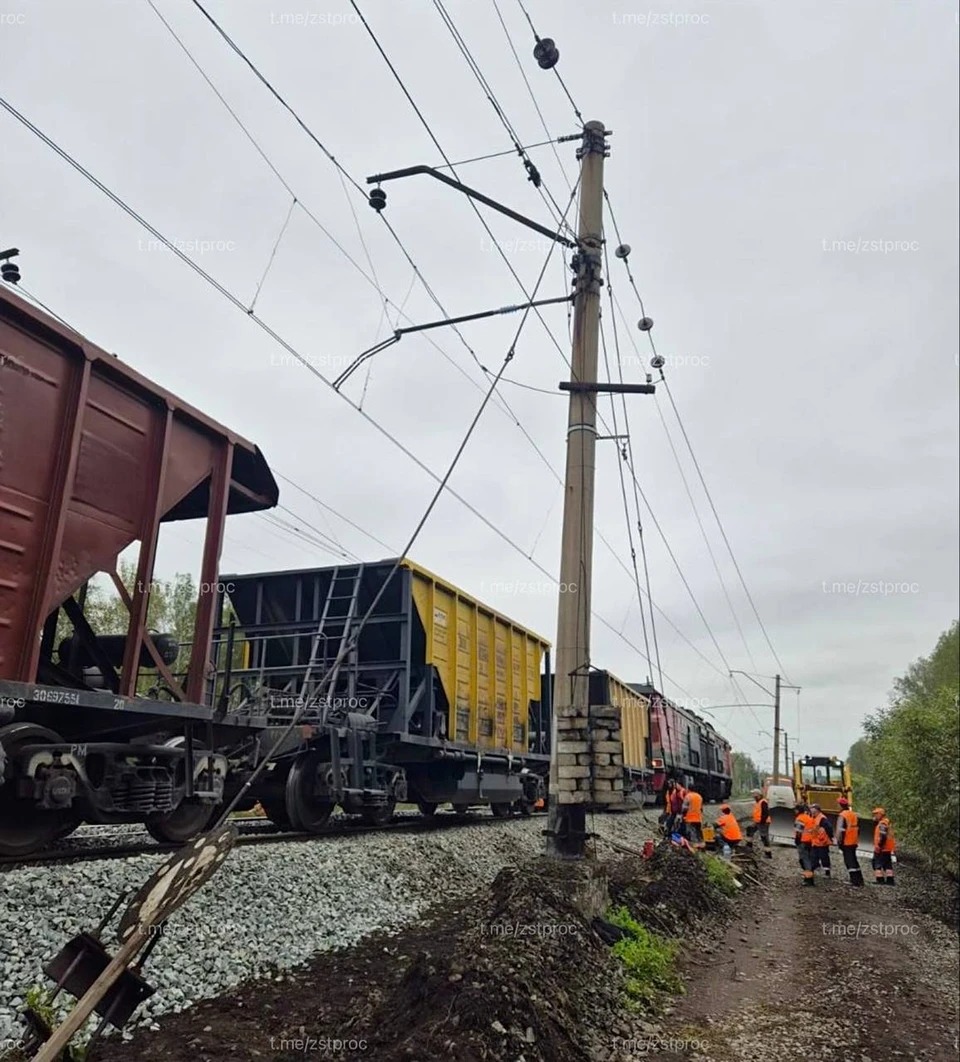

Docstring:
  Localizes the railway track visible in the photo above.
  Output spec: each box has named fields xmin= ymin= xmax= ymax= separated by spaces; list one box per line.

xmin=0 ymin=810 xmax=547 ymax=870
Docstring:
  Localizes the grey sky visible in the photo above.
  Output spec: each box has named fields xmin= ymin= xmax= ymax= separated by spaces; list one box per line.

xmin=2 ymin=0 xmax=957 ymax=768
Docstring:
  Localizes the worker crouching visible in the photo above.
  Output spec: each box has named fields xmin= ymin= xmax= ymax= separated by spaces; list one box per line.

xmin=809 ymin=802 xmax=834 ymax=878
xmin=836 ymin=798 xmax=863 ymax=886
xmin=746 ymin=788 xmax=773 ymax=858
xmin=794 ymin=802 xmax=817 ymax=886
xmin=714 ymin=804 xmax=742 ymax=852
xmin=872 ymin=807 xmax=896 ymax=885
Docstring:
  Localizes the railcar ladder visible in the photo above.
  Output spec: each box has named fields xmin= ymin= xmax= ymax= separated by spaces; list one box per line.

xmin=298 ymin=565 xmax=364 ymax=721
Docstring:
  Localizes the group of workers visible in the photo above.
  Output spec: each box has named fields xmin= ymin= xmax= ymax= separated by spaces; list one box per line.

xmin=793 ymin=798 xmax=896 ymax=887
xmin=661 ymin=778 xmax=749 ymax=853
xmin=660 ymin=778 xmax=897 ymax=887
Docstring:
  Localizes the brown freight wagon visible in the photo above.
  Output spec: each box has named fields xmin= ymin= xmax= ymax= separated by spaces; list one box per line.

xmin=0 ymin=287 xmax=279 ymax=855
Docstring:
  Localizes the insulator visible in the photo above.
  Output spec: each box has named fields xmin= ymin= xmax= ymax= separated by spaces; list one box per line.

xmin=615 ymin=244 xmax=631 ymax=259
xmin=1 ymin=262 xmax=20 ymax=284
xmin=637 ymin=316 xmax=654 ymax=332
xmin=569 ymin=253 xmax=581 ymax=273
xmin=651 ymin=354 xmax=665 ymax=369
xmin=533 ymin=38 xmax=559 ymax=70
xmin=523 ymin=158 xmax=542 ymax=188
xmin=368 ymin=187 xmax=387 ymax=213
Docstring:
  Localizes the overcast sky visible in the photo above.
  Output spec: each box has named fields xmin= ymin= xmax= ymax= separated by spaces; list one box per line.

xmin=2 ymin=0 xmax=957 ymax=768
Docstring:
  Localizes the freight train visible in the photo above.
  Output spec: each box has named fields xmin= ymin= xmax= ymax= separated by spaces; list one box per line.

xmin=0 ymin=288 xmax=731 ymax=856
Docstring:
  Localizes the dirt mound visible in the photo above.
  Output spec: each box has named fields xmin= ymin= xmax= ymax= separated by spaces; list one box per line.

xmin=361 ymin=857 xmax=625 ymax=1062
xmin=608 ymin=844 xmax=736 ymax=937
xmin=358 ymin=846 xmax=752 ymax=1062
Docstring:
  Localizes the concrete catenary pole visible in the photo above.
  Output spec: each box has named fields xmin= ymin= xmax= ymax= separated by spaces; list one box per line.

xmin=548 ymin=120 xmax=608 ymax=858
xmin=773 ymin=673 xmax=781 ymax=780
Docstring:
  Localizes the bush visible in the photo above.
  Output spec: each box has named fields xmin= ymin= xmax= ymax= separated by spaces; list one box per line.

xmin=851 ymin=622 xmax=959 ymax=877
xmin=697 ymin=852 xmax=740 ymax=897
xmin=605 ymin=906 xmax=682 ymax=1004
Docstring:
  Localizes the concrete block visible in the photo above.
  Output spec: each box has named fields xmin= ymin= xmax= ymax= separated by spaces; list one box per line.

xmin=594 ymin=765 xmax=621 ymax=779
xmin=558 ymin=765 xmax=590 ymax=780
xmin=593 ymin=741 xmax=623 ymax=754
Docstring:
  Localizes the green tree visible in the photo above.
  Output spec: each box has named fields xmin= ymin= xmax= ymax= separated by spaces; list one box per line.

xmin=891 ymin=621 xmax=959 ymax=705
xmin=731 ymin=750 xmax=762 ymax=795
xmin=851 ymin=622 xmax=959 ymax=875
xmin=55 ymin=564 xmax=201 ymax=694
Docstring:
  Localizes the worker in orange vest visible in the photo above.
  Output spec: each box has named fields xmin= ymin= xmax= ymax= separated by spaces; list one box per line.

xmin=809 ymin=803 xmax=834 ymax=878
xmin=793 ymin=802 xmax=817 ymax=886
xmin=872 ymin=807 xmax=896 ymax=885
xmin=661 ymin=779 xmax=682 ymax=834
xmin=714 ymin=804 xmax=743 ymax=850
xmin=747 ymin=788 xmax=773 ymax=858
xmin=835 ymin=798 xmax=863 ymax=886
xmin=681 ymin=784 xmax=705 ymax=849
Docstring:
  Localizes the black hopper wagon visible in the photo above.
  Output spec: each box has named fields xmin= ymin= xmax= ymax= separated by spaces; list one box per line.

xmin=210 ymin=560 xmax=553 ymax=827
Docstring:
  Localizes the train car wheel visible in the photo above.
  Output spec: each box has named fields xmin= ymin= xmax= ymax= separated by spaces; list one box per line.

xmin=454 ymin=805 xmax=470 ymax=817
xmin=490 ymin=802 xmax=512 ymax=819
xmin=145 ymin=800 xmax=217 ymax=844
xmin=285 ymin=752 xmax=334 ymax=833
xmin=417 ymin=801 xmax=439 ymax=817
xmin=361 ymin=799 xmax=396 ymax=826
xmin=517 ymin=797 xmax=535 ymax=818
xmin=0 ymin=723 xmax=81 ymax=858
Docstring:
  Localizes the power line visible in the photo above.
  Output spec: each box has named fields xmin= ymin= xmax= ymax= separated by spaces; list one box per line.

xmin=341 ymin=0 xmax=750 ymax=696
xmin=512 ymin=0 xmax=585 ymax=124
xmin=180 ymin=0 xmax=734 ymax=703
xmin=429 ymin=0 xmax=573 ymax=232
xmin=603 ymin=192 xmax=792 ymax=683
xmin=5 ymin=61 xmax=737 ymax=717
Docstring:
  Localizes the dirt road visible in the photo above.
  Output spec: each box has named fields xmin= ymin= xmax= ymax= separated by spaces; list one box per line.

xmin=655 ymin=843 xmax=959 ymax=1062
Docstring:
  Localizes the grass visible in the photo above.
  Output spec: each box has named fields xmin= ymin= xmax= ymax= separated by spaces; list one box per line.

xmin=697 ymin=851 xmax=740 ymax=896
xmin=605 ymin=906 xmax=683 ymax=1006
xmin=9 ymin=985 xmax=88 ymax=1061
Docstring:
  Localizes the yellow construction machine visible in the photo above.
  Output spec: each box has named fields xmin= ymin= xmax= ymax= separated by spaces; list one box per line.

xmin=768 ymin=755 xmax=857 ymax=845
xmin=793 ymin=755 xmax=852 ymax=814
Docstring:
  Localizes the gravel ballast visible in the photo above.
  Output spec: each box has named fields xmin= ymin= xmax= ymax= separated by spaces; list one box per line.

xmin=0 ymin=807 xmax=667 ymax=1045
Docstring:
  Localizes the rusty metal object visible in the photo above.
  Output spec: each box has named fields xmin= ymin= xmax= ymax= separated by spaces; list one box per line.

xmin=0 ymin=286 xmax=278 ymax=689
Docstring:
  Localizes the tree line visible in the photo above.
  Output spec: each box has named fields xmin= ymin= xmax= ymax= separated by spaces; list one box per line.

xmin=848 ymin=620 xmax=959 ymax=877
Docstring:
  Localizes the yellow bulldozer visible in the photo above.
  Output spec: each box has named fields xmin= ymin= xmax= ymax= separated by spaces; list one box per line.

xmin=793 ymin=755 xmax=852 ymax=814
xmin=769 ymin=755 xmax=865 ymax=845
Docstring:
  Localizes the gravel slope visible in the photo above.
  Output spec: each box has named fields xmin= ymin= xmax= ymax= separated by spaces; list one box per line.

xmin=0 ymin=807 xmax=667 ymax=1045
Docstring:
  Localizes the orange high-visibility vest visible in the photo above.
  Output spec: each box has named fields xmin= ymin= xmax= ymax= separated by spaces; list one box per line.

xmin=874 ymin=817 xmax=895 ymax=853
xmin=683 ymin=791 xmax=703 ymax=823
xmin=716 ymin=812 xmax=742 ymax=843
xmin=811 ymin=812 xmax=831 ymax=847
xmin=752 ymin=799 xmax=771 ymax=825
xmin=837 ymin=809 xmax=859 ymax=847
xmin=794 ymin=812 xmax=816 ymax=844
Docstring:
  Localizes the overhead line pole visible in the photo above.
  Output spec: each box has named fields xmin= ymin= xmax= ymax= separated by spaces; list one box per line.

xmin=773 ymin=673 xmax=781 ymax=782
xmin=548 ymin=120 xmax=608 ymax=858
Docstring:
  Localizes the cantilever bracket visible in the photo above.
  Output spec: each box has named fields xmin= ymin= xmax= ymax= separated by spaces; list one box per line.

xmin=365 ymin=165 xmax=578 ymax=250
xmin=333 ymin=293 xmax=573 ymax=390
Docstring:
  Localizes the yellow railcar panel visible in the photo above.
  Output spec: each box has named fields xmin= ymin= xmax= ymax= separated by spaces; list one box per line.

xmin=401 ymin=559 xmax=549 ymax=755
xmin=477 ymin=612 xmax=494 ymax=747
xmin=606 ymin=672 xmax=649 ymax=771
xmin=455 ymin=598 xmax=474 ymax=743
